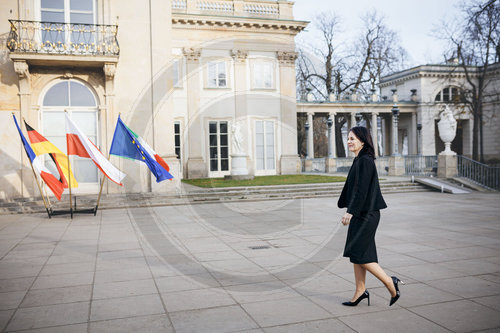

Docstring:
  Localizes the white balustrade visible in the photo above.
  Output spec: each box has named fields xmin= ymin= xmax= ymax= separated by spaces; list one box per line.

xmin=172 ymin=0 xmax=281 ymax=18
xmin=197 ymin=1 xmax=234 ymax=13
xmin=172 ymin=0 xmax=187 ymax=10
xmin=244 ymin=3 xmax=279 ymax=16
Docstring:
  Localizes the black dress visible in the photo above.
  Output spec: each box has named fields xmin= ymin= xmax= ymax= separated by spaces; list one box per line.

xmin=338 ymin=150 xmax=387 ymax=264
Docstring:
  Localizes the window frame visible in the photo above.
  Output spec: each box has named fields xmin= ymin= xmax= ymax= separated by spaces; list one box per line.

xmin=205 ymin=60 xmax=229 ymax=89
xmin=250 ymin=59 xmax=275 ymax=90
xmin=40 ymin=79 xmax=100 ymax=193
xmin=254 ymin=119 xmax=276 ymax=175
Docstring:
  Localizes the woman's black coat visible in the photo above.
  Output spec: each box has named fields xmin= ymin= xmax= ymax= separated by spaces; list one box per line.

xmin=337 ymin=150 xmax=387 ymax=216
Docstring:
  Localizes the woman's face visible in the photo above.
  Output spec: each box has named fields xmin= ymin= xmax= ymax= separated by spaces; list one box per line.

xmin=347 ymin=131 xmax=364 ymax=155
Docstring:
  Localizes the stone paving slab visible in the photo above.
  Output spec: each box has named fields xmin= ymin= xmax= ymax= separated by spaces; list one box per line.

xmin=0 ymin=191 xmax=499 ymax=332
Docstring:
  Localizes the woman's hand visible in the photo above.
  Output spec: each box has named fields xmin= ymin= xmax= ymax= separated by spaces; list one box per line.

xmin=341 ymin=212 xmax=353 ymax=225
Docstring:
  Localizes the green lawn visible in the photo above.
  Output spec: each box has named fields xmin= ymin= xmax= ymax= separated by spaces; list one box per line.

xmin=182 ymin=174 xmax=347 ymax=188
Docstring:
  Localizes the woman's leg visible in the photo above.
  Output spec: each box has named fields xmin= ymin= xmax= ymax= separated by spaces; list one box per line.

xmin=351 ymin=263 xmax=367 ymax=301
xmin=361 ymin=262 xmax=397 ymax=297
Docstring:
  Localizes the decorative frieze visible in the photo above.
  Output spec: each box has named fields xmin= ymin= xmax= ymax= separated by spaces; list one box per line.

xmin=172 ymin=17 xmax=306 ymax=34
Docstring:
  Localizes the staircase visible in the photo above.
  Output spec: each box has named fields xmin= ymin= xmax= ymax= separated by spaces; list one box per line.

xmin=0 ymin=180 xmax=431 ymax=215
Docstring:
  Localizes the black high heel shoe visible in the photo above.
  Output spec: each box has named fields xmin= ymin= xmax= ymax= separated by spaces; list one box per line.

xmin=342 ymin=290 xmax=370 ymax=306
xmin=389 ymin=276 xmax=404 ymax=306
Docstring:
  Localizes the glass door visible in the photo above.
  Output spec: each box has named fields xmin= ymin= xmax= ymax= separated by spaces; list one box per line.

xmin=208 ymin=121 xmax=230 ymax=177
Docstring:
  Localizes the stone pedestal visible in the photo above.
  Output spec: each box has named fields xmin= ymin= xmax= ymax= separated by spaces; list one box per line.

xmin=388 ymin=156 xmax=405 ymax=176
xmin=229 ymin=154 xmax=249 ymax=176
xmin=151 ymin=156 xmax=181 ymax=192
xmin=281 ymin=155 xmax=301 ymax=174
xmin=326 ymin=158 xmax=336 ymax=173
xmin=438 ymin=155 xmax=457 ymax=178
xmin=304 ymin=159 xmax=313 ymax=172
xmin=187 ymin=157 xmax=207 ymax=179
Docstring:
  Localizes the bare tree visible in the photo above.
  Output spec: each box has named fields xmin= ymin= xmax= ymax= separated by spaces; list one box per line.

xmin=440 ymin=0 xmax=499 ymax=162
xmin=296 ymin=9 xmax=408 ymax=157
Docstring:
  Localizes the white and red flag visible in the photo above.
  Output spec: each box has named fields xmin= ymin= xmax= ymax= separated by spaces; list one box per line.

xmin=65 ymin=113 xmax=125 ymax=185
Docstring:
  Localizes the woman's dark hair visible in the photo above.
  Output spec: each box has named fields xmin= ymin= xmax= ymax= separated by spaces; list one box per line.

xmin=350 ymin=126 xmax=376 ymax=159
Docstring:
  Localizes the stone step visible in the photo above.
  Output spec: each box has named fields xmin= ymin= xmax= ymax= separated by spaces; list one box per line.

xmin=0 ymin=181 xmax=431 ymax=215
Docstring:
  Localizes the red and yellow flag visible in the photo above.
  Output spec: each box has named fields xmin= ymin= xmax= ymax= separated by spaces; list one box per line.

xmin=24 ymin=120 xmax=78 ymax=188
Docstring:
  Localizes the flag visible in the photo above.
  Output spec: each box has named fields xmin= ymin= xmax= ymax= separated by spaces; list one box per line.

xmin=65 ymin=113 xmax=125 ymax=185
xmin=24 ymin=120 xmax=78 ymax=189
xmin=13 ymin=114 xmax=64 ymax=200
xmin=109 ymin=115 xmax=173 ymax=183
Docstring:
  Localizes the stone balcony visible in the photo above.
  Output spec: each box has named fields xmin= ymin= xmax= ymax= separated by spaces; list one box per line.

xmin=7 ymin=19 xmax=119 ymax=68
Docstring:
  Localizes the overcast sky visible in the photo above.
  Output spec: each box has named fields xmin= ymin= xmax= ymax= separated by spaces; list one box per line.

xmin=293 ymin=0 xmax=462 ymax=67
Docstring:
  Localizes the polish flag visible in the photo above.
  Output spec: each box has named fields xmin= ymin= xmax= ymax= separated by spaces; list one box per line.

xmin=65 ymin=113 xmax=125 ymax=185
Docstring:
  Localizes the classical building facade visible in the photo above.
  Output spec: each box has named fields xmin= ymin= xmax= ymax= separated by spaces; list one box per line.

xmin=0 ymin=0 xmax=307 ymax=200
xmin=298 ymin=62 xmax=500 ymax=166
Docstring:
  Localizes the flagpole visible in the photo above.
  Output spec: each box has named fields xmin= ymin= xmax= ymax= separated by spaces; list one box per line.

xmin=94 ymin=171 xmax=106 ymax=216
xmin=96 ymin=113 xmax=120 ymax=216
xmin=65 ymin=110 xmax=73 ymax=219
xmin=41 ymin=182 xmax=53 ymax=212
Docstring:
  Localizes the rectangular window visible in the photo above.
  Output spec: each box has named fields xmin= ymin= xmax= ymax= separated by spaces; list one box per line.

xmin=252 ymin=62 xmax=273 ymax=89
xmin=174 ymin=122 xmax=181 ymax=159
xmin=255 ymin=120 xmax=275 ymax=170
xmin=207 ymin=61 xmax=227 ymax=88
xmin=443 ymin=87 xmax=450 ymax=102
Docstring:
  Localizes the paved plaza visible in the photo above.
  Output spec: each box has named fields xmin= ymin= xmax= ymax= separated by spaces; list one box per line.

xmin=0 ymin=191 xmax=499 ymax=333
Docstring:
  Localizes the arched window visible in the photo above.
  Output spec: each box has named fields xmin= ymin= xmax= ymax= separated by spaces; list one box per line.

xmin=42 ymin=79 xmax=99 ymax=187
xmin=435 ymin=86 xmax=462 ymax=103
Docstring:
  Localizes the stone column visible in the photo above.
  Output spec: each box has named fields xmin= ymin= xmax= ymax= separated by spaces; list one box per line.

xmin=13 ymin=60 xmax=34 ymax=198
xmin=326 ymin=112 xmax=336 ymax=173
xmin=371 ymin=112 xmax=379 ymax=156
xmin=349 ymin=112 xmax=356 ymax=157
xmin=183 ymin=48 xmax=206 ymax=178
xmin=277 ymin=51 xmax=301 ymax=174
xmin=103 ymin=63 xmax=116 ymax=155
xmin=329 ymin=112 xmax=336 ymax=158
xmin=410 ymin=111 xmax=417 ymax=155
xmin=307 ymin=111 xmax=314 ymax=159
xmin=150 ymin=0 xmax=179 ymax=192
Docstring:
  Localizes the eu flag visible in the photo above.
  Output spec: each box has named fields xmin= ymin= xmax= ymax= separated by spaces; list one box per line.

xmin=109 ymin=116 xmax=173 ymax=183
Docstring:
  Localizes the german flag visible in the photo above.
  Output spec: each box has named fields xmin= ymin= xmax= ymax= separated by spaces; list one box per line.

xmin=24 ymin=121 xmax=78 ymax=189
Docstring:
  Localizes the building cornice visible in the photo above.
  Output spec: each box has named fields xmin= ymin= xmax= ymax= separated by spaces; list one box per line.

xmin=378 ymin=64 xmax=484 ymax=87
xmin=172 ymin=13 xmax=308 ymax=34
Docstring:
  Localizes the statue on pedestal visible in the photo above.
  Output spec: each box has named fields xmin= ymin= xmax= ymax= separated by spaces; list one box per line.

xmin=437 ymin=105 xmax=457 ymax=155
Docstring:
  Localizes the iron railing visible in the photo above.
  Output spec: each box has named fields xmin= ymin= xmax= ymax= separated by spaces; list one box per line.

xmin=7 ymin=20 xmax=119 ymax=56
xmin=404 ymin=155 xmax=438 ymax=176
xmin=458 ymin=155 xmax=500 ymax=190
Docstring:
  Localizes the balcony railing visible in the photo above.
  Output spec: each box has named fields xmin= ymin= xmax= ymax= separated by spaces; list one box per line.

xmin=172 ymin=0 xmax=286 ymax=19
xmin=458 ymin=155 xmax=500 ymax=190
xmin=7 ymin=20 xmax=119 ymax=56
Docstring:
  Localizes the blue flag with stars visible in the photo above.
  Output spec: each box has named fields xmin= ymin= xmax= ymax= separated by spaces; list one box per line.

xmin=109 ymin=116 xmax=173 ymax=183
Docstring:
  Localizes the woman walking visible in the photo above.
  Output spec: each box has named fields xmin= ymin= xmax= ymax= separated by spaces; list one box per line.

xmin=338 ymin=126 xmax=403 ymax=307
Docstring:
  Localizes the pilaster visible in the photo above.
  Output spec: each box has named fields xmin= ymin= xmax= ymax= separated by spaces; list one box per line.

xmin=277 ymin=51 xmax=300 ymax=174
xmin=183 ymin=47 xmax=206 ymax=178
xmin=13 ymin=60 xmax=33 ymax=198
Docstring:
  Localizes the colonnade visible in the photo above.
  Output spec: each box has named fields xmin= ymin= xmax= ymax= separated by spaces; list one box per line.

xmin=300 ymin=109 xmax=418 ymax=158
